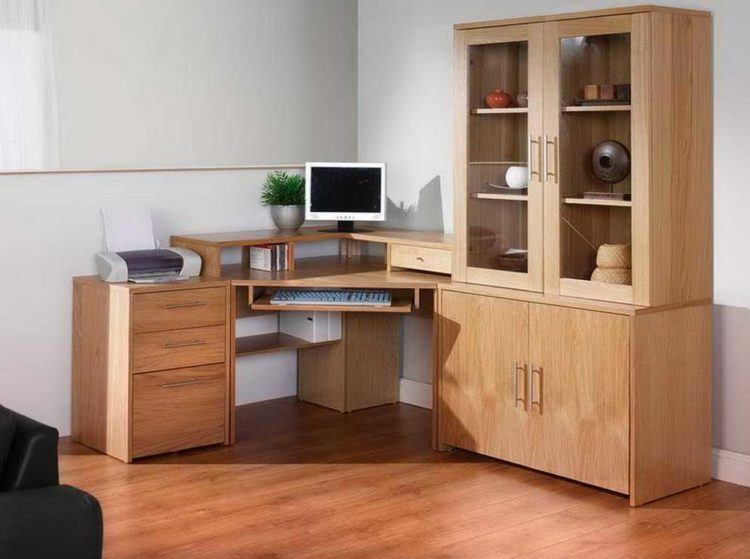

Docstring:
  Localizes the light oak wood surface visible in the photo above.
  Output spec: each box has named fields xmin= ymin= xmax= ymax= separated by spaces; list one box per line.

xmin=298 ymin=338 xmax=347 ymax=412
xmin=132 ymin=287 xmax=226 ymax=333
xmin=630 ymin=303 xmax=712 ymax=505
xmin=454 ymin=4 xmax=710 ymax=30
xmin=439 ymin=290 xmax=532 ymax=465
xmin=224 ymin=256 xmax=450 ymax=289
xmin=389 ymin=243 xmax=452 ymax=274
xmin=58 ymin=399 xmax=750 ymax=559
xmin=131 ymin=364 xmax=226 ymax=458
xmin=132 ymin=324 xmax=226 ymax=374
xmin=72 ymin=277 xmax=232 ymax=461
xmin=529 ymin=304 xmax=630 ymax=494
xmin=344 ymin=313 xmax=400 ymax=411
xmin=72 ymin=279 xmax=132 ymax=462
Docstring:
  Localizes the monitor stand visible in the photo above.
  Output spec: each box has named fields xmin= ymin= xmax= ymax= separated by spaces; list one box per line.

xmin=318 ymin=220 xmax=372 ymax=233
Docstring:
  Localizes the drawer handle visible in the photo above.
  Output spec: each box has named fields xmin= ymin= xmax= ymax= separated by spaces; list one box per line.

xmin=416 ymin=256 xmax=425 ymax=262
xmin=161 ymin=339 xmax=208 ymax=349
xmin=161 ymin=301 xmax=207 ymax=309
xmin=160 ymin=379 xmax=203 ymax=389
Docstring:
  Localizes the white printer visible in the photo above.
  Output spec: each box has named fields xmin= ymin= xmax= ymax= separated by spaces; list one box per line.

xmin=95 ymin=247 xmax=202 ymax=283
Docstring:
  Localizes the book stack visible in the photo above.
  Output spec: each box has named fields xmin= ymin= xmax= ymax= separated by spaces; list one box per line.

xmin=249 ymin=243 xmax=293 ymax=272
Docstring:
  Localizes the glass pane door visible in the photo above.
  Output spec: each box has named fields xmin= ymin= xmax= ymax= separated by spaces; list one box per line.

xmin=546 ymin=18 xmax=635 ymax=303
xmin=462 ymin=26 xmax=543 ymax=291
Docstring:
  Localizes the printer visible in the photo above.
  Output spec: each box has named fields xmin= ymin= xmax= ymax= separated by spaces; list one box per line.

xmin=95 ymin=247 xmax=202 ymax=283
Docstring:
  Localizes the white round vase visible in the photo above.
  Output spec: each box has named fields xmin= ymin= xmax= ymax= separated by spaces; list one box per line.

xmin=505 ymin=166 xmax=528 ymax=189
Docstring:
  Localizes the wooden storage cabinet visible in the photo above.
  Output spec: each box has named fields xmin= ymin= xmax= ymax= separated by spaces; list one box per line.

xmin=72 ymin=277 xmax=232 ymax=462
xmin=437 ymin=286 xmax=711 ymax=504
xmin=453 ymin=8 xmax=712 ymax=306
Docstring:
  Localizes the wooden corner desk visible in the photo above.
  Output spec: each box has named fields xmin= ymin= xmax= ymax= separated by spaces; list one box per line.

xmin=172 ymin=226 xmax=455 ymax=446
xmin=73 ymin=226 xmax=452 ymax=462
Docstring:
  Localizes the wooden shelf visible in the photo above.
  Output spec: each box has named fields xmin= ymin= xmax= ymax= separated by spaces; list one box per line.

xmin=468 ymin=161 xmax=526 ymax=166
xmin=471 ymin=108 xmax=528 ymax=114
xmin=250 ymin=293 xmax=414 ymax=314
xmin=472 ymin=193 xmax=528 ymax=201
xmin=222 ymin=256 xmax=449 ymax=289
xmin=562 ymin=105 xmax=631 ymax=112
xmin=559 ymin=278 xmax=633 ymax=305
xmin=236 ymin=332 xmax=336 ymax=358
xmin=564 ymin=197 xmax=632 ymax=207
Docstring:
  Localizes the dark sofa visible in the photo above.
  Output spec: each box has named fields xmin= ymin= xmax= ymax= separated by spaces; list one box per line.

xmin=0 ymin=405 xmax=102 ymax=559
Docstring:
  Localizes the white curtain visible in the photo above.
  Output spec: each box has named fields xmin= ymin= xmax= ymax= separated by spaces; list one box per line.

xmin=0 ymin=0 xmax=59 ymax=170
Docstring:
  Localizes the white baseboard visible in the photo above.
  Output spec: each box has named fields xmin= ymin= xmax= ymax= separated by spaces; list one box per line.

xmin=712 ymin=447 xmax=750 ymax=487
xmin=399 ymin=378 xmax=432 ymax=409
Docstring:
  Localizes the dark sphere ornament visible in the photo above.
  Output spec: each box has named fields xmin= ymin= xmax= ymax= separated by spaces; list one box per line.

xmin=591 ymin=140 xmax=631 ymax=184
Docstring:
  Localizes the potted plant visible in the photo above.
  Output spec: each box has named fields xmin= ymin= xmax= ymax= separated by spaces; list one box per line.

xmin=261 ymin=170 xmax=305 ymax=231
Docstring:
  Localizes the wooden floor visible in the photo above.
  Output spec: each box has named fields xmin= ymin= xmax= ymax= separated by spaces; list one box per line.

xmin=60 ymin=398 xmax=750 ymax=558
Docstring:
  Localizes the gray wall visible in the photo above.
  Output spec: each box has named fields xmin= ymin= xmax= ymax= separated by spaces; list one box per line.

xmin=358 ymin=0 xmax=750 ymax=454
xmin=51 ymin=0 xmax=357 ymax=169
xmin=0 ymin=0 xmax=358 ymax=434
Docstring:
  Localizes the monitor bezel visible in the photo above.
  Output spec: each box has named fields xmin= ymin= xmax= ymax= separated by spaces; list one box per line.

xmin=305 ymin=162 xmax=386 ymax=222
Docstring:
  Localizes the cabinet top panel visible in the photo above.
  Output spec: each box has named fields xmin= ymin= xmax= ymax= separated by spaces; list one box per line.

xmin=454 ymin=4 xmax=710 ymax=31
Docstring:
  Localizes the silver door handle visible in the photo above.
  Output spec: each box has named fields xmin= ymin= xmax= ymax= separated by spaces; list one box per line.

xmin=530 ymin=364 xmax=543 ymax=414
xmin=529 ymin=135 xmax=542 ymax=180
xmin=513 ymin=362 xmax=528 ymax=411
xmin=544 ymin=135 xmax=558 ymax=183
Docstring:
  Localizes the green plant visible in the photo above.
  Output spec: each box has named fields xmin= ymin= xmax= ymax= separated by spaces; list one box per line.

xmin=260 ymin=171 xmax=305 ymax=206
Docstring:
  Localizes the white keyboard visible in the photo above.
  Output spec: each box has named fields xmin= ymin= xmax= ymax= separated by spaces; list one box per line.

xmin=270 ymin=289 xmax=392 ymax=307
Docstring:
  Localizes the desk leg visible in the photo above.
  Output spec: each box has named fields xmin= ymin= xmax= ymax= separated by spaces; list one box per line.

xmin=228 ymin=285 xmax=238 ymax=444
xmin=432 ymin=288 xmax=449 ymax=452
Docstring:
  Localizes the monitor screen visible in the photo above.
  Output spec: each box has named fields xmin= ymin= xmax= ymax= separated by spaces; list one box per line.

xmin=309 ymin=166 xmax=383 ymax=214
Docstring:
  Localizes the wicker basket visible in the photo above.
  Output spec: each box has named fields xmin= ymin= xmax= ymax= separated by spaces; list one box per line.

xmin=591 ymin=267 xmax=632 ymax=285
xmin=596 ymin=243 xmax=631 ymax=268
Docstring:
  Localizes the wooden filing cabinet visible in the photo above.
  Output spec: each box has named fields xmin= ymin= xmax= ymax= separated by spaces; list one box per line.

xmin=72 ymin=276 xmax=232 ymax=462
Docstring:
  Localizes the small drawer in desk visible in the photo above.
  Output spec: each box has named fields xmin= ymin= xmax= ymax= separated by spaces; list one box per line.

xmin=132 ymin=364 xmax=226 ymax=458
xmin=390 ymin=244 xmax=452 ymax=274
xmin=133 ymin=287 xmax=226 ymax=334
xmin=133 ymin=324 xmax=226 ymax=374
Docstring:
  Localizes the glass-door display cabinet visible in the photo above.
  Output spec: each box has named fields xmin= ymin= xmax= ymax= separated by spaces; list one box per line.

xmin=454 ymin=10 xmax=712 ymax=307
xmin=453 ymin=24 xmax=544 ymax=292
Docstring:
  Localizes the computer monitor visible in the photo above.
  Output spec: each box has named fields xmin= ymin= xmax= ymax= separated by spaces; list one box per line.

xmin=305 ymin=162 xmax=386 ymax=232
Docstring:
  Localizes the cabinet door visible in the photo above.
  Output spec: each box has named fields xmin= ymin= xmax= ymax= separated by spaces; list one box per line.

xmin=528 ymin=304 xmax=629 ymax=493
xmin=542 ymin=15 xmax=647 ymax=304
xmin=439 ymin=290 xmax=530 ymax=466
xmin=454 ymin=23 xmax=544 ymax=292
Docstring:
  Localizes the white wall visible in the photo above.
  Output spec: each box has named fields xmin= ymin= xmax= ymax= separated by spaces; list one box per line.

xmin=50 ymin=0 xmax=357 ymax=170
xmin=358 ymin=0 xmax=750 ymax=453
xmin=0 ymin=1 xmax=358 ymax=434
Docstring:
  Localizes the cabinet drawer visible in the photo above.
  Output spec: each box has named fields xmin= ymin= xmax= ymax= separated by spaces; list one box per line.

xmin=132 ymin=364 xmax=226 ymax=458
xmin=133 ymin=324 xmax=226 ymax=374
xmin=390 ymin=244 xmax=452 ymax=274
xmin=133 ymin=287 xmax=226 ymax=334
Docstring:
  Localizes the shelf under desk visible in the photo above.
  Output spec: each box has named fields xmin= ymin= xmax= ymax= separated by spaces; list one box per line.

xmin=235 ymin=332 xmax=337 ymax=357
xmin=250 ymin=294 xmax=414 ymax=313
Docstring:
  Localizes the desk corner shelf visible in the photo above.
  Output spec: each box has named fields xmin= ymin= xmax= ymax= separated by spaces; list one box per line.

xmin=235 ymin=332 xmax=335 ymax=357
